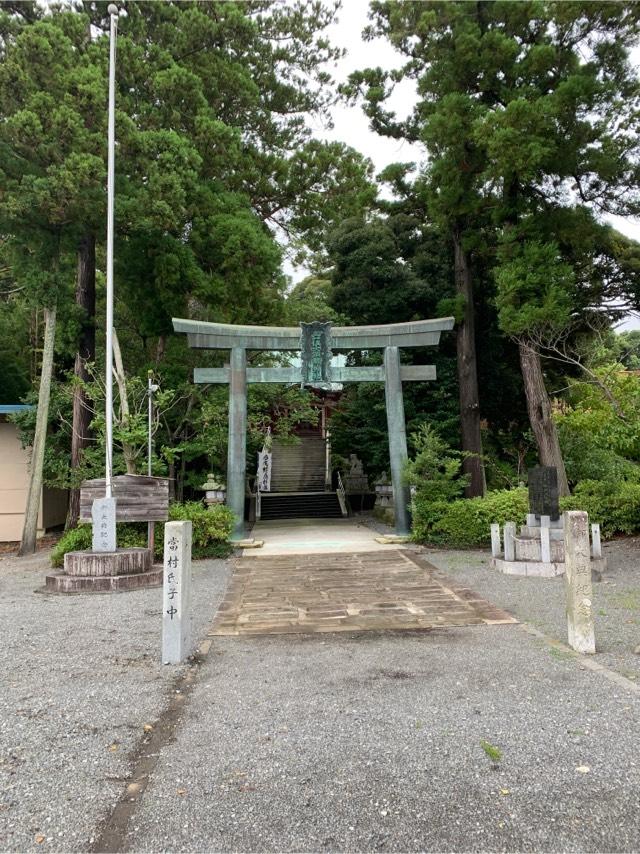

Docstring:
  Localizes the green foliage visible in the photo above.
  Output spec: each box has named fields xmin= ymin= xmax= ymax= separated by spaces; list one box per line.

xmin=561 ymin=481 xmax=640 ymax=539
xmin=495 ymin=240 xmax=574 ymax=338
xmin=556 ymin=367 xmax=640 ymax=484
xmin=412 ymin=487 xmax=529 ymax=548
xmin=166 ymin=501 xmax=234 ymax=559
xmin=406 ymin=423 xmax=467 ymax=503
xmin=480 ymin=740 xmax=502 ymax=763
xmin=50 ymin=501 xmax=234 ymax=568
xmin=285 ymin=275 xmax=346 ymax=324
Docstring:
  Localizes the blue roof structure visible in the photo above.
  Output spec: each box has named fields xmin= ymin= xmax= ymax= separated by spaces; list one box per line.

xmin=0 ymin=404 xmax=34 ymax=414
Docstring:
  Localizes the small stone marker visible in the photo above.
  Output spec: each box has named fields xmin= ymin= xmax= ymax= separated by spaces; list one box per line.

xmin=504 ymin=522 xmax=516 ymax=561
xmin=162 ymin=520 xmax=192 ymax=665
xmin=564 ymin=511 xmax=595 ymax=655
xmin=540 ymin=525 xmax=551 ymax=564
xmin=591 ymin=524 xmax=602 ymax=559
xmin=540 ymin=514 xmax=550 ymax=529
xmin=91 ymin=497 xmax=116 ymax=552
xmin=490 ymin=524 xmax=501 ymax=558
xmin=526 ymin=513 xmax=536 ymax=527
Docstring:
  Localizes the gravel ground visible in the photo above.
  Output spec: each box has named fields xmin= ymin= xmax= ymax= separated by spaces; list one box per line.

xmin=3 ymin=529 xmax=640 ymax=853
xmin=425 ymin=537 xmax=640 ymax=683
xmin=0 ymin=551 xmax=230 ymax=853
xmin=125 ymin=625 xmax=640 ymax=853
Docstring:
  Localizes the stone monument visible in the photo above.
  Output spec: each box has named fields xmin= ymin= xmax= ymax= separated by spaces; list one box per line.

xmin=344 ymin=454 xmax=369 ymax=494
xmin=490 ymin=466 xmax=606 ymax=578
xmin=45 ymin=475 xmax=168 ymax=593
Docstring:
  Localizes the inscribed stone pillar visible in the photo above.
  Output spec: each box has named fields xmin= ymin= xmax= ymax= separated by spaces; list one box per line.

xmin=92 ymin=497 xmax=117 ymax=552
xmin=504 ymin=522 xmax=516 ymax=561
xmin=227 ymin=347 xmax=247 ymax=541
xmin=384 ymin=346 xmax=411 ymax=536
xmin=540 ymin=525 xmax=551 ymax=564
xmin=591 ymin=524 xmax=602 ymax=559
xmin=162 ymin=520 xmax=192 ymax=664
xmin=564 ymin=511 xmax=595 ymax=654
xmin=490 ymin=523 xmax=501 ymax=558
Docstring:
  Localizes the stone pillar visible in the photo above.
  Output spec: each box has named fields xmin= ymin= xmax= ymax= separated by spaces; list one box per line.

xmin=227 ymin=347 xmax=247 ymax=541
xmin=564 ymin=511 xmax=595 ymax=655
xmin=591 ymin=524 xmax=602 ymax=559
xmin=540 ymin=525 xmax=551 ymax=564
xmin=490 ymin=523 xmax=501 ymax=557
xmin=384 ymin=346 xmax=411 ymax=536
xmin=162 ymin=520 xmax=192 ymax=664
xmin=92 ymin=497 xmax=117 ymax=552
xmin=540 ymin=514 xmax=550 ymax=529
xmin=504 ymin=521 xmax=516 ymax=561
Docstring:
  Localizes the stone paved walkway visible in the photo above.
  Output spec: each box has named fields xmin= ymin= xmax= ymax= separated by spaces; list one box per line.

xmin=211 ymin=550 xmax=516 ymax=636
xmin=247 ymin=518 xmax=391 ymax=555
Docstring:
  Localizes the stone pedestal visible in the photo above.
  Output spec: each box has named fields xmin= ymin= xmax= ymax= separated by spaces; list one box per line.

xmin=45 ymin=547 xmax=160 ymax=594
xmin=490 ymin=515 xmax=606 ymax=579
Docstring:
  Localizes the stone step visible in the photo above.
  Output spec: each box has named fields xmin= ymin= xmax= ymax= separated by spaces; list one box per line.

xmin=259 ymin=491 xmax=343 ymax=520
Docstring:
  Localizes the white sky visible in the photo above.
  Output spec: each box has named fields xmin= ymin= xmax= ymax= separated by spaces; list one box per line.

xmin=293 ymin=0 xmax=640 ymax=330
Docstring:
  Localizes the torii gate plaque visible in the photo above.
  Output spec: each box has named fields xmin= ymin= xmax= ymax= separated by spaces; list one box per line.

xmin=173 ymin=316 xmax=454 ymax=541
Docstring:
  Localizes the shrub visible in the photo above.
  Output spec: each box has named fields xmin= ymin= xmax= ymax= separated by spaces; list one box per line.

xmin=50 ymin=501 xmax=234 ymax=567
xmin=166 ymin=501 xmax=234 ymax=559
xmin=406 ymin=423 xmax=468 ymax=503
xmin=560 ymin=480 xmax=640 ymax=538
xmin=412 ymin=487 xmax=529 ymax=547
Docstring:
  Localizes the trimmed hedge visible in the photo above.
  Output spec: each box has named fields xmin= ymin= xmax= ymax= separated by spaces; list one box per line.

xmin=412 ymin=487 xmax=529 ymax=548
xmin=50 ymin=501 xmax=234 ymax=568
xmin=412 ymin=479 xmax=640 ymax=547
xmin=560 ymin=480 xmax=640 ymax=538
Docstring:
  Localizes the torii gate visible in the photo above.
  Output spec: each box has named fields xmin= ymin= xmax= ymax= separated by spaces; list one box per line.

xmin=173 ymin=316 xmax=454 ymax=541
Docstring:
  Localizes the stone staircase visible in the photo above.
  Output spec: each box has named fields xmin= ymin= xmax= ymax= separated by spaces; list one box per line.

xmin=259 ymin=492 xmax=343 ymax=521
xmin=269 ymin=436 xmax=326 ymax=493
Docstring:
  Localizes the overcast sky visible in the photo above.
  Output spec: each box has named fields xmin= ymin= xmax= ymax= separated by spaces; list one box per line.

xmin=294 ymin=0 xmax=640 ymax=329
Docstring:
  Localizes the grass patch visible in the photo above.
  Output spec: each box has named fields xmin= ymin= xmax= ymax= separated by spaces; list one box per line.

xmin=480 ymin=739 xmax=502 ymax=762
xmin=549 ymin=647 xmax=575 ymax=661
xmin=609 ymin=590 xmax=640 ymax=611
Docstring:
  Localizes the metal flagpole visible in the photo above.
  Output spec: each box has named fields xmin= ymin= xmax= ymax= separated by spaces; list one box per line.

xmin=147 ymin=371 xmax=159 ymax=556
xmin=105 ymin=4 xmax=118 ymax=500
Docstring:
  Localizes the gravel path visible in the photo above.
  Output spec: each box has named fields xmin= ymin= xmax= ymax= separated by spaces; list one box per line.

xmin=425 ymin=538 xmax=640 ymax=682
xmin=125 ymin=625 xmax=640 ymax=853
xmin=2 ymin=530 xmax=640 ymax=853
xmin=0 ymin=551 xmax=230 ymax=853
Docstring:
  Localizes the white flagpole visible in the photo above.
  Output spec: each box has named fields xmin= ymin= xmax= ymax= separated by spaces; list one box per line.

xmin=105 ymin=3 xmax=118 ymax=499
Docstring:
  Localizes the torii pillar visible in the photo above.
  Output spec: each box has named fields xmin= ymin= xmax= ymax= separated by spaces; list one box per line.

xmin=173 ymin=316 xmax=454 ymax=542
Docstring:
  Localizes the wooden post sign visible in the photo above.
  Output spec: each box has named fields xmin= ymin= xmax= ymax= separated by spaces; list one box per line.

xmin=80 ymin=474 xmax=169 ymax=523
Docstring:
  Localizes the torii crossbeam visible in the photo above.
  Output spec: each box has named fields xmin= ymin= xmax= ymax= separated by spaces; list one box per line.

xmin=173 ymin=317 xmax=454 ymax=540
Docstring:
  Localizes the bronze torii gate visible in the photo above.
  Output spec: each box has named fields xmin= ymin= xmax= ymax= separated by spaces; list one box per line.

xmin=173 ymin=316 xmax=454 ymax=541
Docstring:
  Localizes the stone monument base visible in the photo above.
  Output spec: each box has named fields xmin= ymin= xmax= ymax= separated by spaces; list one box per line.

xmin=45 ymin=547 xmax=161 ymax=594
xmin=491 ymin=556 xmax=606 ymax=580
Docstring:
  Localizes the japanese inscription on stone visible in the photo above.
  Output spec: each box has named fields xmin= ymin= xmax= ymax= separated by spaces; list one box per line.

xmin=162 ymin=520 xmax=192 ymax=664
xmin=300 ymin=321 xmax=332 ymax=389
xmin=564 ymin=511 xmax=595 ymax=654
xmin=91 ymin=497 xmax=116 ymax=552
xmin=528 ymin=465 xmax=560 ymax=521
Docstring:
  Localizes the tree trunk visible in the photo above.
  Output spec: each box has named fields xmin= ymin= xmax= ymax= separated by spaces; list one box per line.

xmin=112 ymin=329 xmax=137 ymax=474
xmin=453 ymin=232 xmax=485 ymax=497
xmin=66 ymin=234 xmax=96 ymax=530
xmin=18 ymin=304 xmax=57 ymax=556
xmin=519 ymin=340 xmax=570 ymax=496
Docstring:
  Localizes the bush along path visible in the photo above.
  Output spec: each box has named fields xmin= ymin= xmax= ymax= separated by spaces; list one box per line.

xmin=50 ymin=502 xmax=234 ymax=567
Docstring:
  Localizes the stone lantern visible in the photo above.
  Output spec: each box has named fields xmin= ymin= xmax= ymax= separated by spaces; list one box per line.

xmin=201 ymin=473 xmax=226 ymax=508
